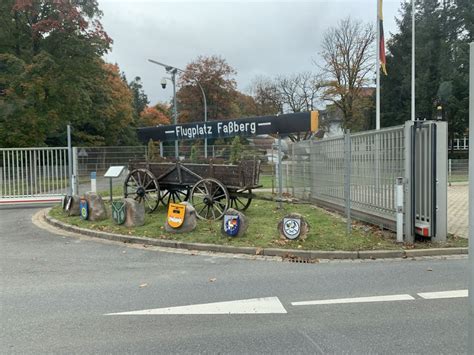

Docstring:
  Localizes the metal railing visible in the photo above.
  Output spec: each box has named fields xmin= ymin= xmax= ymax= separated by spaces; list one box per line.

xmin=286 ymin=121 xmax=447 ymax=241
xmin=449 ymin=137 xmax=469 ymax=151
xmin=287 ymin=125 xmax=405 ymax=228
xmin=0 ymin=147 xmax=69 ymax=201
xmin=448 ymin=159 xmax=468 ymax=183
xmin=72 ymin=144 xmax=279 ymax=195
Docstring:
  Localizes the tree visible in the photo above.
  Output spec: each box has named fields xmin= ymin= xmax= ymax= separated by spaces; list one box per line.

xmin=0 ymin=0 xmax=141 ymax=147
xmin=177 ymin=55 xmax=237 ymax=123
xmin=248 ymin=76 xmax=282 ymax=116
xmin=231 ymin=91 xmax=258 ymax=118
xmin=381 ymin=0 xmax=471 ymax=142
xmin=229 ymin=136 xmax=243 ymax=164
xmin=318 ymin=17 xmax=375 ymax=130
xmin=275 ymin=72 xmax=321 ymax=113
xmin=128 ymin=76 xmax=149 ymax=119
xmin=139 ymin=105 xmax=171 ymax=127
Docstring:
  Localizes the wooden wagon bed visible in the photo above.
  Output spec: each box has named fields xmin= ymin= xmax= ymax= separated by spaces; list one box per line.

xmin=124 ymin=159 xmax=262 ymax=220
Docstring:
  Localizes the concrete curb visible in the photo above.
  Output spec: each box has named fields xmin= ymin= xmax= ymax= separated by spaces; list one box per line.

xmin=44 ymin=211 xmax=468 ymax=260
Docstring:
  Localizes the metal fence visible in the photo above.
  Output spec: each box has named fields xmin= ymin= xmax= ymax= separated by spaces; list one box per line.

xmin=72 ymin=144 xmax=280 ymax=195
xmin=287 ymin=125 xmax=405 ymax=228
xmin=0 ymin=147 xmax=69 ymax=202
xmin=448 ymin=137 xmax=469 ymax=151
xmin=448 ymin=159 xmax=468 ymax=183
xmin=73 ymin=146 xmax=147 ymax=195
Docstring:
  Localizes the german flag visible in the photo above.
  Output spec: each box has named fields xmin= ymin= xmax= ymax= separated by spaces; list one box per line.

xmin=378 ymin=0 xmax=388 ymax=75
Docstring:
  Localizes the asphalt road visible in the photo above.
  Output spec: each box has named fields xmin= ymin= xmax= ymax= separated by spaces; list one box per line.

xmin=1 ymin=207 xmax=470 ymax=354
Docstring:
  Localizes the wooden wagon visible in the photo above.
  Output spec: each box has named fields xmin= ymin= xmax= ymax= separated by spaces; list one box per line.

xmin=123 ymin=159 xmax=262 ymax=220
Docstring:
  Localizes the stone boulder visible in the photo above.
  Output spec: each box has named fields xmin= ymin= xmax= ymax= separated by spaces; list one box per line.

xmin=277 ymin=213 xmax=310 ymax=240
xmin=84 ymin=192 xmax=107 ymax=221
xmin=123 ymin=198 xmax=145 ymax=227
xmin=220 ymin=208 xmax=249 ymax=238
xmin=165 ymin=202 xmax=197 ymax=233
xmin=66 ymin=195 xmax=81 ymax=217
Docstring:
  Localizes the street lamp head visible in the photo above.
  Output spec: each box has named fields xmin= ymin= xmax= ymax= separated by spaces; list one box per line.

xmin=161 ymin=77 xmax=167 ymax=89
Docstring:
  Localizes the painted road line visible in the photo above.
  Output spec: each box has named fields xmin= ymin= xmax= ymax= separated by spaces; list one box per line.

xmin=291 ymin=294 xmax=415 ymax=306
xmin=417 ymin=290 xmax=468 ymax=299
xmin=106 ymin=297 xmax=287 ymax=315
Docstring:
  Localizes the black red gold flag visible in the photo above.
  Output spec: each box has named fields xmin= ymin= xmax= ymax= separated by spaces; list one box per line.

xmin=378 ymin=0 xmax=388 ymax=75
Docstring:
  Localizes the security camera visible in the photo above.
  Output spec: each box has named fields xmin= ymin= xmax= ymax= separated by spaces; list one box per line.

xmin=161 ymin=78 xmax=167 ymax=89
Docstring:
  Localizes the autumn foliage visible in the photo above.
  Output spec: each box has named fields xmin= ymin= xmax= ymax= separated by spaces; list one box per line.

xmin=0 ymin=0 xmax=136 ymax=147
xmin=139 ymin=105 xmax=171 ymax=127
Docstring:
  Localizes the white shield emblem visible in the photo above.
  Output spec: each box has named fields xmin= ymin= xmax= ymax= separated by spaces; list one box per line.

xmin=283 ymin=218 xmax=301 ymax=239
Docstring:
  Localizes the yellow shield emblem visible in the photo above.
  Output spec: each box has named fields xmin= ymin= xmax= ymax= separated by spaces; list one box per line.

xmin=167 ymin=203 xmax=186 ymax=228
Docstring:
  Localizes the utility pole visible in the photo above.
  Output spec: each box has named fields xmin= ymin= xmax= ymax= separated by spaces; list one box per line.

xmin=148 ymin=59 xmax=208 ymax=160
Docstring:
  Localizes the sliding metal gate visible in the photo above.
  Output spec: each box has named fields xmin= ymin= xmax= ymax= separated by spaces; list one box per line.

xmin=287 ymin=120 xmax=447 ymax=243
xmin=0 ymin=147 xmax=70 ymax=205
xmin=404 ymin=121 xmax=447 ymax=243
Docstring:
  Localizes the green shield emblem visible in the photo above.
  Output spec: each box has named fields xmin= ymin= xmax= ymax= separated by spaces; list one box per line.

xmin=112 ymin=201 xmax=126 ymax=225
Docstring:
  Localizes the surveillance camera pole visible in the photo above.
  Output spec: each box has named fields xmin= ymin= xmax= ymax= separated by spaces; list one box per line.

xmin=148 ymin=59 xmax=208 ymax=159
xmin=170 ymin=69 xmax=179 ymax=159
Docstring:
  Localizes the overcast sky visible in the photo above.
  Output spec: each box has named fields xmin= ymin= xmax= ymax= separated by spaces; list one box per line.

xmin=99 ymin=0 xmax=403 ymax=106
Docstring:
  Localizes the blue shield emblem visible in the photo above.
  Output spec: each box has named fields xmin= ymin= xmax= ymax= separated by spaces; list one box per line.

xmin=223 ymin=215 xmax=240 ymax=237
xmin=80 ymin=199 xmax=89 ymax=220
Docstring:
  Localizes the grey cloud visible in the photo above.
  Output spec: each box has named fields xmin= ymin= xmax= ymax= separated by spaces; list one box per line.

xmin=100 ymin=0 xmax=402 ymax=105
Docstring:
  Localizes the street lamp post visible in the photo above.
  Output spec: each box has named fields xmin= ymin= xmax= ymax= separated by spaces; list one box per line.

xmin=148 ymin=59 xmax=208 ymax=159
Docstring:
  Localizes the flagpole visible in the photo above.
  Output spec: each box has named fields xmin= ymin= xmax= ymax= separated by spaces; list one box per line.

xmin=411 ymin=0 xmax=415 ymax=122
xmin=376 ymin=0 xmax=381 ymax=130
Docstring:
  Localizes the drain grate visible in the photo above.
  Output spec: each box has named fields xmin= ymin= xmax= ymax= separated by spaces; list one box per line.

xmin=282 ymin=255 xmax=318 ymax=264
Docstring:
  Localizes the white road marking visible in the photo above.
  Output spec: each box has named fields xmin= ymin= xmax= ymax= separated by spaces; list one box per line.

xmin=257 ymin=122 xmax=271 ymax=126
xmin=417 ymin=289 xmax=468 ymax=299
xmin=165 ymin=130 xmax=175 ymax=134
xmin=291 ymin=294 xmax=415 ymax=306
xmin=106 ymin=297 xmax=287 ymax=315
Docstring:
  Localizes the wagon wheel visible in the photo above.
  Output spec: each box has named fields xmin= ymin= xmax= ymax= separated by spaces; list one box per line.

xmin=123 ymin=169 xmax=160 ymax=213
xmin=159 ymin=187 xmax=190 ymax=206
xmin=229 ymin=189 xmax=252 ymax=211
xmin=190 ymin=178 xmax=229 ymax=220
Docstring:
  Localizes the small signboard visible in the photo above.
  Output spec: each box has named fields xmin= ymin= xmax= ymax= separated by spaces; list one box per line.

xmin=223 ymin=215 xmax=240 ymax=237
xmin=104 ymin=166 xmax=126 ymax=178
xmin=65 ymin=196 xmax=73 ymax=212
xmin=80 ymin=199 xmax=89 ymax=220
xmin=62 ymin=195 xmax=69 ymax=210
xmin=282 ymin=217 xmax=301 ymax=240
xmin=112 ymin=201 xmax=126 ymax=225
xmin=167 ymin=203 xmax=186 ymax=228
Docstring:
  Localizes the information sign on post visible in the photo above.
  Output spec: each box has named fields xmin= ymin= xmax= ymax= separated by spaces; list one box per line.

xmin=104 ymin=166 xmax=126 ymax=202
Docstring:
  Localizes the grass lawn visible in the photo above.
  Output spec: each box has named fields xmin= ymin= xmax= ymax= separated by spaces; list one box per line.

xmin=49 ymin=199 xmax=467 ymax=251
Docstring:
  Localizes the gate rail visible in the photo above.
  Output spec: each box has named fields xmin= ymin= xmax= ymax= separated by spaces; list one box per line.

xmin=0 ymin=147 xmax=69 ymax=204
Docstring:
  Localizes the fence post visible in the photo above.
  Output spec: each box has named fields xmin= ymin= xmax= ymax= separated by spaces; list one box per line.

xmin=72 ymin=147 xmax=78 ymax=195
xmin=278 ymin=135 xmax=283 ymax=208
xmin=90 ymin=171 xmax=97 ymax=193
xmin=291 ymin=143 xmax=295 ymax=197
xmin=344 ymin=130 xmax=351 ymax=235
xmin=67 ymin=125 xmax=73 ymax=196
xmin=448 ymin=158 xmax=452 ymax=184
xmin=468 ymin=41 xmax=473 ymax=355
xmin=395 ymin=177 xmax=404 ymax=242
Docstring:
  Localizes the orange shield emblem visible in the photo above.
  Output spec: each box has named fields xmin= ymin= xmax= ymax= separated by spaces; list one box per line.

xmin=167 ymin=203 xmax=186 ymax=228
